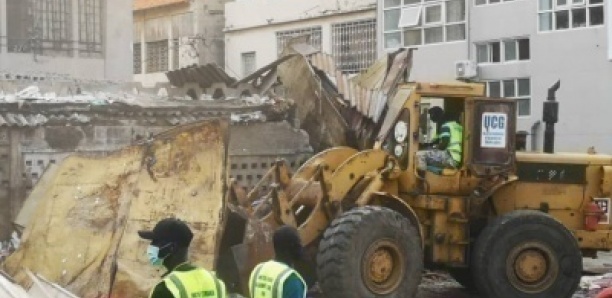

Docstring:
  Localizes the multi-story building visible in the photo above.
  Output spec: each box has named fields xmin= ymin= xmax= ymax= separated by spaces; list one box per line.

xmin=378 ymin=0 xmax=611 ymax=152
xmin=0 ymin=0 xmax=132 ymax=81
xmin=133 ymin=0 xmax=230 ymax=86
xmin=224 ymin=0 xmax=378 ymax=77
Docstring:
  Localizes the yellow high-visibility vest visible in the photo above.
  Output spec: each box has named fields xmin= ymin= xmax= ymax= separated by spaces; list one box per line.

xmin=445 ymin=121 xmax=463 ymax=164
xmin=249 ymin=260 xmax=307 ymax=298
xmin=151 ymin=268 xmax=227 ymax=298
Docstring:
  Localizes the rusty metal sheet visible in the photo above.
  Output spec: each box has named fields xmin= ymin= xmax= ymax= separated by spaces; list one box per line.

xmin=4 ymin=119 xmax=229 ymax=298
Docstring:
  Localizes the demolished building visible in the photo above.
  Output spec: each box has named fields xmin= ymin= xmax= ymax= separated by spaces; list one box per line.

xmin=0 ymin=43 xmax=414 ymax=297
xmin=0 ymin=72 xmax=312 ymax=241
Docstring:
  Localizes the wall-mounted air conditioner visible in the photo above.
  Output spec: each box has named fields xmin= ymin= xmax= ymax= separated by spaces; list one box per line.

xmin=455 ymin=60 xmax=478 ymax=80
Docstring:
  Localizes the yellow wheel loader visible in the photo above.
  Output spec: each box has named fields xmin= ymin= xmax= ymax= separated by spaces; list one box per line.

xmin=215 ymin=81 xmax=610 ymax=298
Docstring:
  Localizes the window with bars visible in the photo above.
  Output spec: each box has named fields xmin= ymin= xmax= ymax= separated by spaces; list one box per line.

xmin=476 ymin=38 xmax=530 ymax=64
xmin=242 ymin=52 xmax=257 ymax=77
xmin=275 ymin=27 xmax=322 ymax=56
xmin=78 ymin=0 xmax=103 ymax=57
xmin=146 ymin=40 xmax=169 ymax=73
xmin=332 ymin=19 xmax=377 ymax=74
xmin=6 ymin=0 xmax=73 ymax=55
xmin=486 ymin=78 xmax=531 ymax=117
xmin=134 ymin=43 xmax=142 ymax=74
xmin=383 ymin=0 xmax=466 ymax=49
xmin=539 ymin=0 xmax=604 ymax=31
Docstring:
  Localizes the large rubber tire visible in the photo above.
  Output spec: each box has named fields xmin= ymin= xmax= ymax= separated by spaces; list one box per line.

xmin=472 ymin=210 xmax=582 ymax=298
xmin=316 ymin=206 xmax=423 ymax=298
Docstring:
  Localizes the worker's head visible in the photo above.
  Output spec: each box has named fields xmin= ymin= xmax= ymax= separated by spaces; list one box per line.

xmin=428 ymin=107 xmax=445 ymax=123
xmin=138 ymin=218 xmax=193 ymax=268
xmin=273 ymin=225 xmax=303 ymax=265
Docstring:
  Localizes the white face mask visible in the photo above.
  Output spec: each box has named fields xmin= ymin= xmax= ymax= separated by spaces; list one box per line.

xmin=147 ymin=244 xmax=169 ymax=267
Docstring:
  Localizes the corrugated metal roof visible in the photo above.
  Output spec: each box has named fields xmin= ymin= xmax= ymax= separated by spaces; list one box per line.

xmin=308 ymin=49 xmax=413 ymax=123
xmin=166 ymin=64 xmax=236 ymax=88
xmin=133 ymin=0 xmax=188 ymax=11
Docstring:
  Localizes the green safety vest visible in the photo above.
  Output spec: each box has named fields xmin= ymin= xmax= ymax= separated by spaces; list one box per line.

xmin=152 ymin=268 xmax=227 ymax=298
xmin=432 ymin=121 xmax=463 ymax=164
xmin=249 ymin=260 xmax=307 ymax=298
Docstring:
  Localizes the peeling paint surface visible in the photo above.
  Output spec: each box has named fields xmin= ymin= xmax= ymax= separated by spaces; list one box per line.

xmin=3 ymin=120 xmax=229 ymax=298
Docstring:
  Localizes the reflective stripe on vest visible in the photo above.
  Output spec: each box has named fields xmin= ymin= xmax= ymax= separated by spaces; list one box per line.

xmin=444 ymin=121 xmax=463 ymax=164
xmin=160 ymin=268 xmax=226 ymax=298
xmin=249 ymin=260 xmax=307 ymax=298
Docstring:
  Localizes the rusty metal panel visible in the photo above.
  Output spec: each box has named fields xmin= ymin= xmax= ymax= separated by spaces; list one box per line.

xmin=4 ymin=120 xmax=229 ymax=298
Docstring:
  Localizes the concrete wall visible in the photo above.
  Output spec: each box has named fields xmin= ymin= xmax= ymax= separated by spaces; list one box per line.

xmin=133 ymin=0 xmax=229 ymax=86
xmin=378 ymin=0 xmax=612 ymax=153
xmin=0 ymin=0 xmax=132 ymax=81
xmin=224 ymin=0 xmax=376 ymax=78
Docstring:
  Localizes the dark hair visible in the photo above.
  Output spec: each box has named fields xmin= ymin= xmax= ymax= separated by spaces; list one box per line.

xmin=273 ymin=226 xmax=303 ymax=262
xmin=428 ymin=107 xmax=444 ymax=122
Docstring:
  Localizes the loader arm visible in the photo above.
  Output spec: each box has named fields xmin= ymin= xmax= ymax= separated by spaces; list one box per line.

xmin=215 ymin=148 xmax=399 ymax=295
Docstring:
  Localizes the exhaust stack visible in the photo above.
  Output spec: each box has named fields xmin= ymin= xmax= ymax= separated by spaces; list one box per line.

xmin=543 ymin=80 xmax=560 ymax=153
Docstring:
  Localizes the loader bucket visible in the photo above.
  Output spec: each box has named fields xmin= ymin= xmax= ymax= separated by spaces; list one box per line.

xmin=214 ymin=147 xmax=361 ymax=296
xmin=3 ymin=119 xmax=230 ymax=298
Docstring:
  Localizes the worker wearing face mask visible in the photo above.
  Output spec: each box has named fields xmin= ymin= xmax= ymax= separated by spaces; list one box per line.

xmin=138 ymin=218 xmax=227 ymax=298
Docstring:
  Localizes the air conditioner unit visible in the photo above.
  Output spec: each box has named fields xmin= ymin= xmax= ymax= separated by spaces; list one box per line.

xmin=455 ymin=60 xmax=478 ymax=80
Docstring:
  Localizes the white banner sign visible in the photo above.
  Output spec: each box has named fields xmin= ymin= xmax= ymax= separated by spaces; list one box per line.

xmin=481 ymin=112 xmax=507 ymax=148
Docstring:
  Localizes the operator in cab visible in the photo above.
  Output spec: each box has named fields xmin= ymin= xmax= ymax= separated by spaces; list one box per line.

xmin=249 ymin=226 xmax=307 ymax=298
xmin=416 ymin=107 xmax=463 ymax=177
xmin=139 ymin=218 xmax=227 ymax=298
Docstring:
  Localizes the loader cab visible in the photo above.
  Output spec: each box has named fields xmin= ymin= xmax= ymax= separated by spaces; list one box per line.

xmin=378 ymin=83 xmax=517 ymax=184
xmin=415 ymin=95 xmax=517 ymax=177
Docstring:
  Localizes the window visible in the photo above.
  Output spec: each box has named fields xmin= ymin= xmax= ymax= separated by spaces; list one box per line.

xmin=475 ymin=0 xmax=516 ymax=5
xmin=7 ymin=0 xmax=73 ymax=56
xmin=485 ymin=78 xmax=531 ymax=116
xmin=475 ymin=38 xmax=530 ymax=64
xmin=539 ymin=0 xmax=604 ymax=31
xmin=332 ymin=19 xmax=377 ymax=73
xmin=78 ymin=0 xmax=103 ymax=57
xmin=383 ymin=0 xmax=466 ymax=48
xmin=134 ymin=43 xmax=142 ymax=74
xmin=146 ymin=40 xmax=169 ymax=73
xmin=276 ymin=27 xmax=322 ymax=56
xmin=241 ymin=52 xmax=256 ymax=77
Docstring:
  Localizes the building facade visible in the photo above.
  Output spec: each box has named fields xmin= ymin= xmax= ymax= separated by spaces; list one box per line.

xmin=133 ymin=0 xmax=230 ymax=86
xmin=378 ymin=0 xmax=612 ymax=153
xmin=0 ymin=0 xmax=132 ymax=81
xmin=224 ymin=0 xmax=378 ymax=77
